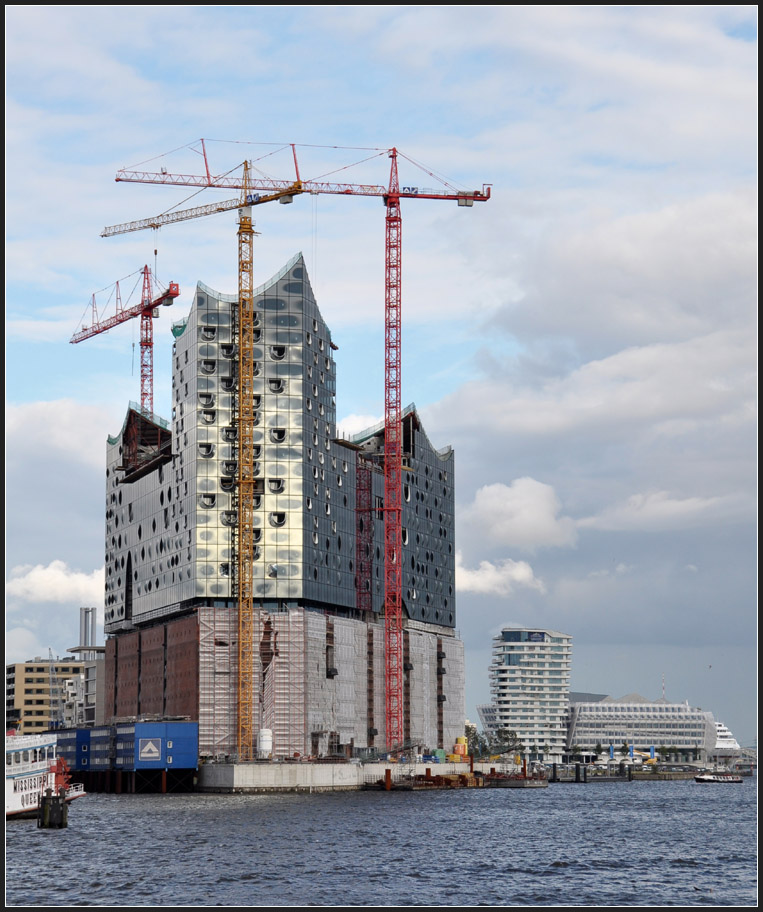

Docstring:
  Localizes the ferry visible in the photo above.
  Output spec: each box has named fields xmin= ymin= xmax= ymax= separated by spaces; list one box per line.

xmin=694 ymin=770 xmax=743 ymax=784
xmin=6 ymin=732 xmax=86 ymax=819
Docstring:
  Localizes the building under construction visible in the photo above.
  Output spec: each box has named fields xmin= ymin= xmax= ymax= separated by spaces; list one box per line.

xmin=102 ymin=252 xmax=464 ymax=760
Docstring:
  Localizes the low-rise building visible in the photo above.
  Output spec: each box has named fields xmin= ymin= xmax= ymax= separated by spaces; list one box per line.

xmin=566 ymin=692 xmax=717 ymax=761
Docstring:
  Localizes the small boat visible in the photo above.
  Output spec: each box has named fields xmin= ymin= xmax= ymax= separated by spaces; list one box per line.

xmin=6 ymin=732 xmax=86 ymax=819
xmin=694 ymin=771 xmax=743 ymax=784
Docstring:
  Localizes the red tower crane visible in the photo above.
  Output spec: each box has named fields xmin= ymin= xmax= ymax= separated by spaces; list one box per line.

xmin=71 ymin=266 xmax=179 ymax=417
xmin=103 ymin=141 xmax=490 ymax=751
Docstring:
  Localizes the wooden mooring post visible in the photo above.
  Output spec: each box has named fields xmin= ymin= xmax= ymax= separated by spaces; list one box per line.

xmin=37 ymin=787 xmax=68 ymax=829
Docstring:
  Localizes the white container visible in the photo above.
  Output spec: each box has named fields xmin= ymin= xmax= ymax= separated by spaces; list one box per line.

xmin=256 ymin=729 xmax=273 ymax=760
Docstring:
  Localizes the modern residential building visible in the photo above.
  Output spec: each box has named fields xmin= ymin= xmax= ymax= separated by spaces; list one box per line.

xmin=5 ymin=657 xmax=85 ymax=734
xmin=101 ymin=253 xmax=463 ymax=760
xmin=566 ymin=693 xmax=717 ymax=760
xmin=478 ymin=626 xmax=572 ymax=761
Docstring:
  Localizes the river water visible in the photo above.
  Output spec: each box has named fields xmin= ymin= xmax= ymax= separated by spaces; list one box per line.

xmin=6 ymin=779 xmax=757 ymax=906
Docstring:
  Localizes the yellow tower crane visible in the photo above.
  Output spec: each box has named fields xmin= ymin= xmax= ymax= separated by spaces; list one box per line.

xmin=235 ymin=163 xmax=259 ymax=761
xmin=102 ymin=162 xmax=303 ymax=761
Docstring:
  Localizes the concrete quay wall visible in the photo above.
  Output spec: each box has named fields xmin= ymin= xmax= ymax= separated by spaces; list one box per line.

xmin=196 ymin=761 xmax=484 ymax=793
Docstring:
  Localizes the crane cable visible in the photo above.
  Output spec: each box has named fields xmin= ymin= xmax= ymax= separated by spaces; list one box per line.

xmin=311 ymin=193 xmax=319 ymax=294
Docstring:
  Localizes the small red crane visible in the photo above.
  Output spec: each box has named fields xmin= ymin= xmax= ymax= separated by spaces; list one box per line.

xmin=71 ymin=266 xmax=179 ymax=417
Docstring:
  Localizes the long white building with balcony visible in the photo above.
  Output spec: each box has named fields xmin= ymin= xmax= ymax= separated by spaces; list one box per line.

xmin=566 ymin=693 xmax=718 ymax=760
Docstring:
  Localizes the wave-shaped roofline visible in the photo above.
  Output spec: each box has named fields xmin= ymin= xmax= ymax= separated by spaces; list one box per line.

xmin=172 ymin=252 xmax=306 ymax=339
xmin=197 ymin=251 xmax=305 ymax=304
xmin=349 ymin=403 xmax=452 ymax=459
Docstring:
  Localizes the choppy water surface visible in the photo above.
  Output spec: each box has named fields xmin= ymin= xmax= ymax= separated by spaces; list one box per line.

xmin=6 ymin=779 xmax=757 ymax=906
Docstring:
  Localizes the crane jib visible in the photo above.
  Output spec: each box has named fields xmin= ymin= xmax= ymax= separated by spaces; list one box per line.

xmin=115 ymin=170 xmax=490 ymax=202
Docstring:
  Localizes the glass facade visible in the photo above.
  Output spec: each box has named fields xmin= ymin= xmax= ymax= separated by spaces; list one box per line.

xmin=104 ymin=253 xmax=456 ymax=630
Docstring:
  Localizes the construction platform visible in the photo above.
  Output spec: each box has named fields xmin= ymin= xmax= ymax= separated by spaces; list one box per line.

xmin=364 ymin=772 xmax=548 ymax=790
xmin=364 ymin=770 xmax=484 ymax=790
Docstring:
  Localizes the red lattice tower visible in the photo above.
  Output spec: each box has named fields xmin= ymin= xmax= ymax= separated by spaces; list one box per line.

xmin=383 ymin=149 xmax=404 ymax=749
xmin=138 ymin=266 xmax=155 ymax=416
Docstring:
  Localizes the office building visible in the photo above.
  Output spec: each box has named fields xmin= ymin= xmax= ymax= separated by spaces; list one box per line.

xmin=566 ymin=693 xmax=717 ymax=760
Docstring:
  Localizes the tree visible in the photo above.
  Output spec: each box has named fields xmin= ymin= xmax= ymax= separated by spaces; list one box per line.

xmin=620 ymin=741 xmax=630 ymax=758
xmin=595 ymin=742 xmax=603 ymax=758
xmin=466 ymin=728 xmax=489 ymax=759
xmin=489 ymin=728 xmax=524 ymax=757
xmin=468 ymin=728 xmax=524 ymax=759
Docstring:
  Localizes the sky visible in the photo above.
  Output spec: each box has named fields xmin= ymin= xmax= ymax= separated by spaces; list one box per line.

xmin=5 ymin=6 xmax=758 ymax=748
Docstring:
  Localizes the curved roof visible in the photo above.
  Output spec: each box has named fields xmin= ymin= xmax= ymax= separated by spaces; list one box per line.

xmin=349 ymin=403 xmax=452 ymax=459
xmin=171 ymin=252 xmax=307 ymax=339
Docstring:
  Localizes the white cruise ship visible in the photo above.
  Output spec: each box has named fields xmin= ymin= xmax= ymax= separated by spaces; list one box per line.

xmin=714 ymin=722 xmax=741 ymax=752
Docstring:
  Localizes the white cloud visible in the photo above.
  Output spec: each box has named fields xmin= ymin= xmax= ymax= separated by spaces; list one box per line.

xmin=461 ymin=478 xmax=578 ymax=552
xmin=577 ymin=490 xmax=749 ymax=532
xmin=5 ymin=627 xmax=47 ymax=665
xmin=6 ymin=561 xmax=105 ymax=605
xmin=501 ymin=189 xmax=757 ymax=356
xmin=5 ymin=400 xmax=115 ymax=472
xmin=455 ymin=551 xmax=546 ymax=596
xmin=429 ymin=329 xmax=756 ymax=444
xmin=587 ymin=563 xmax=634 ymax=579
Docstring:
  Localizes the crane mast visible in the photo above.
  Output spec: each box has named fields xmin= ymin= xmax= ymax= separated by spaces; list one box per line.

xmin=383 ymin=150 xmax=404 ymax=748
xmin=235 ymin=166 xmax=258 ymax=760
xmin=47 ymin=649 xmax=64 ymax=730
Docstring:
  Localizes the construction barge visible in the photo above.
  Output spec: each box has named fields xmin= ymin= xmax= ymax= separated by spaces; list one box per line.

xmin=364 ymin=762 xmax=548 ymax=791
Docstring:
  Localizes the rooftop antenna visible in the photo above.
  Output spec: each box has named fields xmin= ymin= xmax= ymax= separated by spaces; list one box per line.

xmin=662 ymin=673 xmax=665 ymax=700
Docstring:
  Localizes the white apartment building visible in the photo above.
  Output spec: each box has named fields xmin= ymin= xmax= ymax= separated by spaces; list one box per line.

xmin=478 ymin=626 xmax=572 ymax=761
